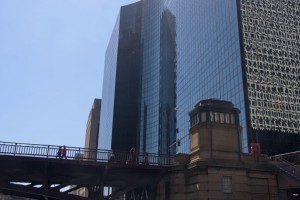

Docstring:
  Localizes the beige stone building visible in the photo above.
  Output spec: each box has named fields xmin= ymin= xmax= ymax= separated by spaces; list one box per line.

xmin=71 ymin=98 xmax=101 ymax=197
xmin=156 ymin=99 xmax=279 ymax=200
xmin=84 ymin=98 xmax=101 ymax=151
xmin=0 ymin=193 xmax=32 ymax=200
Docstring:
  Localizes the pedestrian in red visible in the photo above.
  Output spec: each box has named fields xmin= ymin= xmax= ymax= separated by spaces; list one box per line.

xmin=62 ymin=145 xmax=67 ymax=159
xmin=143 ymin=152 xmax=149 ymax=165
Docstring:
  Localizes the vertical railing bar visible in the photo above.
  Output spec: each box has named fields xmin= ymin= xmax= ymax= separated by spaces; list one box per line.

xmin=28 ymin=145 xmax=31 ymax=156
xmin=14 ymin=143 xmax=17 ymax=156
xmin=78 ymin=148 xmax=81 ymax=160
xmin=47 ymin=145 xmax=49 ymax=158
xmin=26 ymin=145 xmax=28 ymax=156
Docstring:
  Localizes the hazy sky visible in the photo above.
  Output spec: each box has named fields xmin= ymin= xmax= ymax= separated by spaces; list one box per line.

xmin=0 ymin=0 xmax=138 ymax=147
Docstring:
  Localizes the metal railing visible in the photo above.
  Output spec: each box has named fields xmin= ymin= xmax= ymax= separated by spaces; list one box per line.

xmin=270 ymin=151 xmax=300 ymax=164
xmin=0 ymin=141 xmax=174 ymax=167
xmin=270 ymin=152 xmax=300 ymax=182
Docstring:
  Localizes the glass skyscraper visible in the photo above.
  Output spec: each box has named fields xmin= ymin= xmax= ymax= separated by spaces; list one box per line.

xmin=99 ymin=2 xmax=142 ymax=151
xmin=99 ymin=0 xmax=300 ymax=156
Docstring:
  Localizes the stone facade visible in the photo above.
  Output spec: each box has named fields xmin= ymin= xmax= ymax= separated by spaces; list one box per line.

xmin=155 ymin=99 xmax=279 ymax=200
xmin=156 ymin=154 xmax=278 ymax=200
xmin=0 ymin=194 xmax=32 ymax=200
xmin=71 ymin=98 xmax=101 ymax=198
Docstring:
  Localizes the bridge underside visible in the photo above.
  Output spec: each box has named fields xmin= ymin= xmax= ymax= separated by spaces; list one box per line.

xmin=0 ymin=155 xmax=168 ymax=200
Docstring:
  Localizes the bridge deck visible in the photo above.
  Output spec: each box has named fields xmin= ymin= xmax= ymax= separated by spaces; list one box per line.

xmin=0 ymin=141 xmax=174 ymax=200
xmin=0 ymin=141 xmax=174 ymax=166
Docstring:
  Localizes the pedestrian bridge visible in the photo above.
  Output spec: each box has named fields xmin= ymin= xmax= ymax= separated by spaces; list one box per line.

xmin=0 ymin=141 xmax=174 ymax=200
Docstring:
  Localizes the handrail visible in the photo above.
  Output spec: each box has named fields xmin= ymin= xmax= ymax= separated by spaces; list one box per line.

xmin=0 ymin=141 xmax=174 ymax=167
xmin=270 ymin=151 xmax=300 ymax=164
xmin=271 ymin=156 xmax=300 ymax=182
xmin=271 ymin=151 xmax=300 ymax=158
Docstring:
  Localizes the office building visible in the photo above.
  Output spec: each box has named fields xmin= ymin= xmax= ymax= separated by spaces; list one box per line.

xmin=99 ymin=0 xmax=300 ymax=155
xmin=71 ymin=98 xmax=101 ymax=197
xmin=84 ymin=98 xmax=101 ymax=150
xmin=99 ymin=2 xmax=142 ymax=151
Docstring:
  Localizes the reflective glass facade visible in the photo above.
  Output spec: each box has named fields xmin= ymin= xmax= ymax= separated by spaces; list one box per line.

xmin=139 ymin=0 xmax=247 ymax=154
xmin=169 ymin=0 xmax=246 ymax=153
xmin=139 ymin=0 xmax=299 ymax=155
xmin=139 ymin=1 xmax=177 ymax=154
xmin=101 ymin=0 xmax=300 ymax=156
xmin=99 ymin=2 xmax=142 ymax=151
xmin=98 ymin=13 xmax=120 ymax=150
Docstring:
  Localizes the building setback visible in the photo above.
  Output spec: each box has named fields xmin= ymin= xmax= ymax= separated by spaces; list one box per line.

xmin=99 ymin=0 xmax=300 ymax=156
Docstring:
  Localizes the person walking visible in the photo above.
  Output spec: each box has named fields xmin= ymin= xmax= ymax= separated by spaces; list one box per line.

xmin=143 ymin=152 xmax=149 ymax=165
xmin=129 ymin=147 xmax=136 ymax=164
xmin=56 ymin=146 xmax=62 ymax=159
xmin=62 ymin=145 xmax=67 ymax=159
xmin=109 ymin=150 xmax=115 ymax=162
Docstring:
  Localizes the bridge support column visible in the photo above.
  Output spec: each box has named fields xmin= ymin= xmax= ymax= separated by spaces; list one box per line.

xmin=43 ymin=163 xmax=50 ymax=188
xmin=88 ymin=184 xmax=103 ymax=200
xmin=149 ymin=184 xmax=157 ymax=200
xmin=279 ymin=190 xmax=288 ymax=200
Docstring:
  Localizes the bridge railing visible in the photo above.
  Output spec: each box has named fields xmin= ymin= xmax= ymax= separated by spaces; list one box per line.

xmin=270 ymin=151 xmax=300 ymax=164
xmin=0 ymin=141 xmax=174 ymax=166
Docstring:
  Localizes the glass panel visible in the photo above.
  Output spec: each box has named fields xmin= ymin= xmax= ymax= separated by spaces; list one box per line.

xmin=215 ymin=112 xmax=220 ymax=123
xmin=230 ymin=114 xmax=235 ymax=124
xmin=192 ymin=115 xmax=194 ymax=126
xmin=220 ymin=113 xmax=225 ymax=123
xmin=210 ymin=112 xmax=214 ymax=122
xmin=225 ymin=113 xmax=230 ymax=124
xmin=201 ymin=112 xmax=207 ymax=122
xmin=222 ymin=176 xmax=232 ymax=193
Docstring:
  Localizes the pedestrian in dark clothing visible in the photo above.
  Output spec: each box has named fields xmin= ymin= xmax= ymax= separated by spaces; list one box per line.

xmin=109 ymin=150 xmax=115 ymax=162
xmin=143 ymin=152 xmax=149 ymax=165
xmin=56 ymin=146 xmax=62 ymax=159
xmin=129 ymin=147 xmax=136 ymax=164
xmin=62 ymin=145 xmax=67 ymax=159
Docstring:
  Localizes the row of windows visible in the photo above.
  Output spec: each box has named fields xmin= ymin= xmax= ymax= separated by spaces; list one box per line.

xmin=190 ymin=112 xmax=236 ymax=127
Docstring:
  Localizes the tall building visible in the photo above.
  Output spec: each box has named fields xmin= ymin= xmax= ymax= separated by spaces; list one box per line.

xmin=139 ymin=8 xmax=177 ymax=155
xmin=85 ymin=98 xmax=101 ymax=151
xmin=238 ymin=0 xmax=300 ymax=154
xmin=99 ymin=2 xmax=142 ymax=151
xmin=99 ymin=0 xmax=300 ymax=156
xmin=71 ymin=98 xmax=101 ymax=197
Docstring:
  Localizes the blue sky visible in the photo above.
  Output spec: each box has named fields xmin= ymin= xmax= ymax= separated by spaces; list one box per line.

xmin=0 ymin=0 xmax=138 ymax=147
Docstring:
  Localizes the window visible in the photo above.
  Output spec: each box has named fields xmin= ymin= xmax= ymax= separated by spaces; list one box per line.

xmin=220 ymin=113 xmax=225 ymax=123
xmin=201 ymin=112 xmax=207 ymax=122
xmin=222 ymin=176 xmax=232 ymax=193
xmin=210 ymin=112 xmax=214 ymax=122
xmin=225 ymin=113 xmax=230 ymax=124
xmin=230 ymin=114 xmax=235 ymax=124
xmin=215 ymin=112 xmax=220 ymax=123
